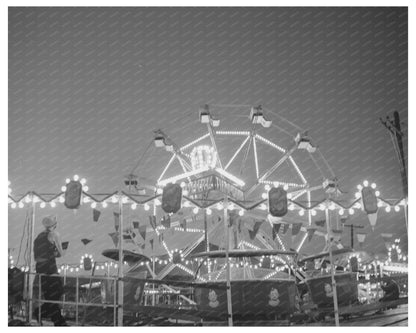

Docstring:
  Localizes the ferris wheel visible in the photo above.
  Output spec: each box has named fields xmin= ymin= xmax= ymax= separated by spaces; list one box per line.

xmin=127 ymin=104 xmax=342 ymax=281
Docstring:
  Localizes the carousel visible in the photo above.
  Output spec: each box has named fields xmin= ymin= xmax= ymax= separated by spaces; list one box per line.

xmin=8 ymin=105 xmax=408 ymax=326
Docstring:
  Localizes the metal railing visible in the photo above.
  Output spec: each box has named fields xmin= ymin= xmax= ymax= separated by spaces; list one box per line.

xmin=28 ymin=272 xmax=119 ymax=326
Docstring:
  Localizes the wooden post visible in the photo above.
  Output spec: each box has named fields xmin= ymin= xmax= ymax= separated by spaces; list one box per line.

xmin=223 ymin=196 xmax=233 ymax=326
xmin=325 ymin=204 xmax=339 ymax=326
xmin=27 ymin=194 xmax=36 ymax=323
xmin=117 ymin=192 xmax=124 ymax=326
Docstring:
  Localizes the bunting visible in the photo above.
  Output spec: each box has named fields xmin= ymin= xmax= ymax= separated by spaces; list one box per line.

xmin=132 ymin=221 xmax=140 ymax=230
xmin=108 ymin=232 xmax=119 ymax=247
xmin=367 ymin=212 xmax=378 ymax=230
xmin=180 ymin=219 xmax=187 ymax=231
xmin=148 ymin=215 xmax=157 ymax=231
xmin=307 ymin=227 xmax=317 ymax=242
xmin=138 ymin=225 xmax=147 ymax=241
xmin=282 ymin=223 xmax=289 ymax=234
xmin=249 ymin=220 xmax=263 ymax=240
xmin=272 ymin=223 xmax=281 ymax=240
xmin=114 ymin=212 xmax=120 ymax=231
xmin=161 ymin=215 xmax=171 ymax=228
xmin=356 ymin=233 xmax=366 ymax=247
xmin=291 ymin=223 xmax=302 ymax=236
xmin=93 ymin=209 xmax=101 ymax=222
xmin=81 ymin=238 xmax=92 ymax=245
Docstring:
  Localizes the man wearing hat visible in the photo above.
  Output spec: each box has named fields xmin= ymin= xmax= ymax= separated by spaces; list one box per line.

xmin=33 ymin=215 xmax=67 ymax=326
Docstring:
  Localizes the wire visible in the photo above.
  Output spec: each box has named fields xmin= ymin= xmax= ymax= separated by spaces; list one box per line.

xmin=128 ymin=139 xmax=155 ymax=176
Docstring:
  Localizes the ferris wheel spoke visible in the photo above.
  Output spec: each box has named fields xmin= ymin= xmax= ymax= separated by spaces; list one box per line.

xmin=224 ymin=135 xmax=250 ymax=170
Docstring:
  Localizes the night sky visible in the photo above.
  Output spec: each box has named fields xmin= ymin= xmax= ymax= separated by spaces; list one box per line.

xmin=8 ymin=7 xmax=408 ymax=268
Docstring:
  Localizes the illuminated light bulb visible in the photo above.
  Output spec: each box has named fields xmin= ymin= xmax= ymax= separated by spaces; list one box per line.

xmin=288 ymin=204 xmax=294 ymax=211
xmin=287 ymin=193 xmax=292 ymax=199
xmin=83 ymin=186 xmax=89 ymax=192
xmin=354 ymin=202 xmax=361 ymax=209
xmin=111 ymin=196 xmax=118 ymax=203
xmin=183 ymin=201 xmax=190 ymax=207
xmin=273 ymin=182 xmax=279 ymax=187
xmin=59 ymin=196 xmax=65 ymax=203
xmin=299 ymin=209 xmax=305 ymax=216
xmin=102 ymin=202 xmax=108 ymax=208
xmin=11 ymin=202 xmax=17 ymax=209
xmin=394 ymin=206 xmax=400 ymax=212
xmin=144 ymin=203 xmax=150 ymax=211
xmin=228 ymin=203 xmax=234 ymax=210
xmin=66 ymin=178 xmax=71 ymax=184
xmin=50 ymin=202 xmax=56 ymax=208
xmin=154 ymin=199 xmax=161 ymax=206
xmin=261 ymin=193 xmax=268 ymax=199
xmin=311 ymin=209 xmax=316 ymax=216
xmin=131 ymin=203 xmax=137 ymax=210
xmin=357 ymin=185 xmax=363 ymax=190
xmin=355 ymin=192 xmax=361 ymax=199
xmin=338 ymin=209 xmax=344 ymax=216
xmin=80 ymin=178 xmax=86 ymax=185
xmin=329 ymin=203 xmax=335 ymax=210
xmin=371 ymin=183 xmax=376 ymax=189
xmin=319 ymin=204 xmax=326 ymax=211
xmin=61 ymin=186 xmax=67 ymax=192
xmin=217 ymin=203 xmax=223 ymax=210
xmin=206 ymin=208 xmax=212 ymax=215
xmin=375 ymin=191 xmax=380 ymax=197
xmin=183 ymin=190 xmax=189 ymax=196
xmin=349 ymin=208 xmax=354 ymax=215
xmin=40 ymin=202 xmax=46 ymax=208
xmin=239 ymin=210 xmax=244 ymax=216
xmin=73 ymin=175 xmax=79 ymax=181
xmin=385 ymin=206 xmax=391 ymax=213
xmin=91 ymin=202 xmax=97 ymax=209
xmin=122 ymin=197 xmax=128 ymax=204
xmin=18 ymin=202 xmax=24 ymax=208
xmin=156 ymin=188 xmax=163 ymax=194
xmin=82 ymin=197 xmax=89 ymax=203
xmin=377 ymin=201 xmax=383 ymax=208
xmin=259 ymin=203 xmax=267 ymax=210
xmin=193 ymin=207 xmax=199 ymax=214
xmin=363 ymin=180 xmax=369 ymax=187
xmin=264 ymin=184 xmax=271 ymax=191
xmin=25 ymin=196 xmax=31 ymax=203
xmin=283 ymin=184 xmax=289 ymax=191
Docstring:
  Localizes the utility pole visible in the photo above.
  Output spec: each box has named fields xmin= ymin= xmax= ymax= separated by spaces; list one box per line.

xmin=380 ymin=111 xmax=408 ymax=230
xmin=343 ymin=224 xmax=364 ymax=249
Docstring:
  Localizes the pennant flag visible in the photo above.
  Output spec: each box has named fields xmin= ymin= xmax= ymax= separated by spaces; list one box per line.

xmin=367 ymin=211 xmax=378 ymax=230
xmin=148 ymin=215 xmax=157 ymax=231
xmin=161 ymin=215 xmax=171 ymax=228
xmin=93 ymin=209 xmax=101 ymax=222
xmin=249 ymin=220 xmax=263 ymax=240
xmin=307 ymin=227 xmax=317 ymax=242
xmin=138 ymin=225 xmax=147 ymax=241
xmin=180 ymin=219 xmax=187 ymax=231
xmin=332 ymin=229 xmax=343 ymax=242
xmin=114 ymin=212 xmax=120 ymax=231
xmin=229 ymin=211 xmax=238 ymax=227
xmin=356 ymin=233 xmax=366 ymax=247
xmin=315 ymin=220 xmax=325 ymax=228
xmin=272 ymin=223 xmax=281 ymax=240
xmin=282 ymin=223 xmax=289 ymax=234
xmin=123 ymin=234 xmax=135 ymax=244
xmin=291 ymin=223 xmax=302 ymax=236
xmin=132 ymin=221 xmax=140 ymax=229
xmin=81 ymin=238 xmax=92 ymax=245
xmin=150 ymin=239 xmax=154 ymax=250
xmin=108 ymin=232 xmax=119 ymax=247
xmin=381 ymin=233 xmax=393 ymax=250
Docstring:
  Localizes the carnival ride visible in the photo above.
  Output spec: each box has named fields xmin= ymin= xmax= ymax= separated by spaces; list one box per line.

xmin=8 ymin=105 xmax=408 ymax=326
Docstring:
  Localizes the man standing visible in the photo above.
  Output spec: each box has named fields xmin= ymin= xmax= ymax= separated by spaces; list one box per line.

xmin=33 ymin=215 xmax=67 ymax=326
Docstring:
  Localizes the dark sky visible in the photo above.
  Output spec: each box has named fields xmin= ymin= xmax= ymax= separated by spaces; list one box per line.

xmin=8 ymin=7 xmax=408 ymax=267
